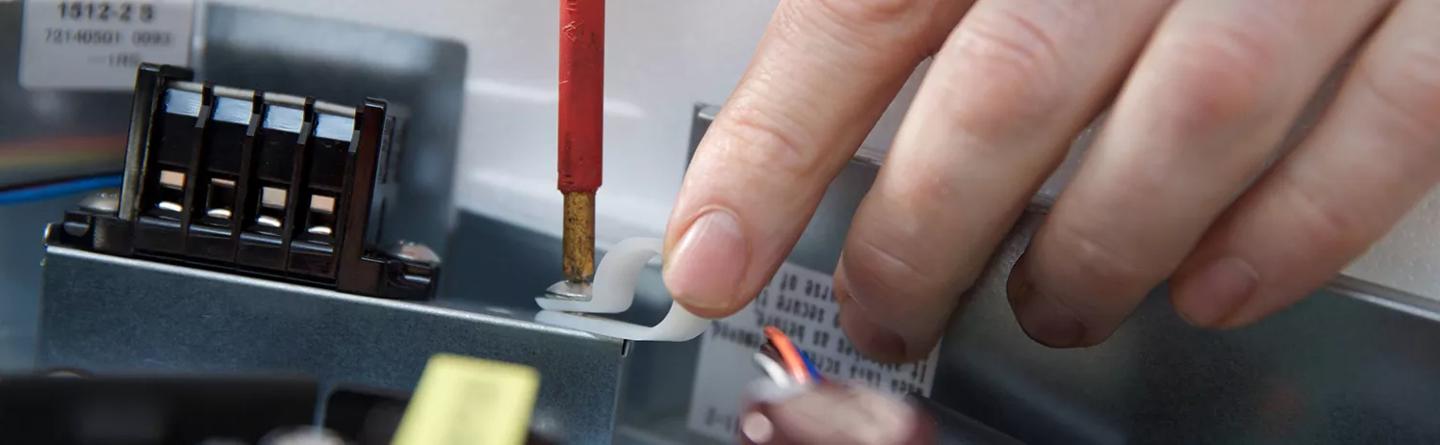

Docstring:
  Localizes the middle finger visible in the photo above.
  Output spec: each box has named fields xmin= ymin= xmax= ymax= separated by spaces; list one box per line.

xmin=835 ymin=0 xmax=1173 ymax=361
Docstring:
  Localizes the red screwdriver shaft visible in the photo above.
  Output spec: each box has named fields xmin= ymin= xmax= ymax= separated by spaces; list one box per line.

xmin=558 ymin=0 xmax=603 ymax=282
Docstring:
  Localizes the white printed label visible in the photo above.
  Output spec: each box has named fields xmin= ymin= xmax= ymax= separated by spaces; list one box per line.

xmin=19 ymin=0 xmax=194 ymax=90
xmin=686 ymin=263 xmax=941 ymax=441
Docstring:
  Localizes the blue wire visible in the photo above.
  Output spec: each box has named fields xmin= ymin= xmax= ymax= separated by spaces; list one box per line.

xmin=800 ymin=350 xmax=824 ymax=382
xmin=0 ymin=174 xmax=123 ymax=205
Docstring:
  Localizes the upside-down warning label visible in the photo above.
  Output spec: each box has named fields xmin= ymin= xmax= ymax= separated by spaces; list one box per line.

xmin=685 ymin=262 xmax=941 ymax=441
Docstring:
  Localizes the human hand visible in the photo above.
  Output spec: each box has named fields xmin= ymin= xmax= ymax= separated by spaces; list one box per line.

xmin=737 ymin=381 xmax=1020 ymax=445
xmin=662 ymin=0 xmax=1440 ymax=360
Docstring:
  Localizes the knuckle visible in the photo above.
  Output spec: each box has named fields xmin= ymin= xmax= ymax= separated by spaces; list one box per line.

xmin=794 ymin=0 xmax=943 ymax=59
xmin=930 ymin=10 xmax=1067 ymax=142
xmin=842 ymin=235 xmax=941 ymax=311
xmin=810 ymin=0 xmax=926 ymax=26
xmin=716 ymin=102 xmax=821 ymax=177
xmin=1147 ymin=24 xmax=1276 ymax=137
xmin=1277 ymin=175 xmax=1371 ymax=253
xmin=1039 ymin=217 xmax=1153 ymax=299
xmin=887 ymin=167 xmax=961 ymax=208
xmin=1362 ymin=45 xmax=1440 ymax=139
xmin=949 ymin=5 xmax=1063 ymax=71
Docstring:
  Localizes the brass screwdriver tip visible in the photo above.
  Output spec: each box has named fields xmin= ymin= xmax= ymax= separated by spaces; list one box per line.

xmin=562 ymin=191 xmax=596 ymax=283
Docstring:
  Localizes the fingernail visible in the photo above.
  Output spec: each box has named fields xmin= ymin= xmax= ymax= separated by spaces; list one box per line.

xmin=664 ymin=209 xmax=749 ymax=312
xmin=839 ymin=301 xmax=908 ymax=362
xmin=835 ymin=269 xmax=908 ymax=362
xmin=1174 ymin=257 xmax=1257 ymax=327
xmin=1008 ymin=261 xmax=1087 ymax=348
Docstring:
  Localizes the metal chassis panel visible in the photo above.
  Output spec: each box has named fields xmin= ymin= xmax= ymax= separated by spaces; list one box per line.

xmin=38 ymin=245 xmax=626 ymax=444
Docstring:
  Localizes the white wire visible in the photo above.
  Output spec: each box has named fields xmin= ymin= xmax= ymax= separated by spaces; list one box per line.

xmin=752 ymin=352 xmax=794 ymax=388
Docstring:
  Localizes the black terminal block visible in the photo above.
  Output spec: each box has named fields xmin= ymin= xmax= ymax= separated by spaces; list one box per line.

xmin=46 ymin=64 xmax=438 ymax=301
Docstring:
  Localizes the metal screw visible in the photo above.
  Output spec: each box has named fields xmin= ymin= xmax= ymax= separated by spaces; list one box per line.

xmin=259 ymin=427 xmax=345 ymax=445
xmin=385 ymin=240 xmax=441 ymax=267
xmin=46 ymin=369 xmax=86 ymax=378
xmin=544 ymin=279 xmax=593 ymax=301
xmin=78 ymin=190 xmax=120 ymax=214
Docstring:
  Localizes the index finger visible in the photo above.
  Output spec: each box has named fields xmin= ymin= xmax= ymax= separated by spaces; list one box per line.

xmin=663 ymin=0 xmax=970 ymax=317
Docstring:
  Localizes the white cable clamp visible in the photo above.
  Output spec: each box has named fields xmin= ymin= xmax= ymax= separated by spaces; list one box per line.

xmin=535 ymin=237 xmax=708 ymax=341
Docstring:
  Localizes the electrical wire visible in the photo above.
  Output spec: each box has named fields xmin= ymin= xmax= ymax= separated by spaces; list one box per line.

xmin=760 ymin=343 xmax=782 ymax=362
xmin=0 ymin=174 xmax=122 ymax=205
xmin=752 ymin=352 xmax=794 ymax=388
xmin=0 ymin=135 xmax=127 ymax=188
xmin=763 ymin=326 xmax=812 ymax=385
xmin=800 ymin=351 xmax=824 ymax=382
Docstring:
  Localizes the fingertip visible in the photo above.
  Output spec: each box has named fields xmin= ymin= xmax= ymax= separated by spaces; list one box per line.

xmin=1170 ymin=256 xmax=1258 ymax=329
xmin=663 ymin=207 xmax=754 ymax=317
xmin=743 ymin=383 xmax=927 ymax=445
xmin=835 ymin=266 xmax=932 ymax=363
xmin=838 ymin=304 xmax=910 ymax=363
xmin=1005 ymin=256 xmax=1097 ymax=348
xmin=671 ymin=298 xmax=746 ymax=319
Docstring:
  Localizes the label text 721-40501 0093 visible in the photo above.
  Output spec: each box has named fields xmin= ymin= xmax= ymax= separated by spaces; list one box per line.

xmin=20 ymin=0 xmax=193 ymax=89
xmin=45 ymin=28 xmax=119 ymax=45
xmin=44 ymin=28 xmax=174 ymax=47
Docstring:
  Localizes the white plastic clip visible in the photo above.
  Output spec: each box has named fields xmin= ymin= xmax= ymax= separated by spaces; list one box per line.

xmin=535 ymin=237 xmax=708 ymax=341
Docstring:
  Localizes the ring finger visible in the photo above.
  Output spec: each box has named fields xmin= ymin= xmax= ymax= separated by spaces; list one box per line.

xmin=1010 ymin=0 xmax=1393 ymax=347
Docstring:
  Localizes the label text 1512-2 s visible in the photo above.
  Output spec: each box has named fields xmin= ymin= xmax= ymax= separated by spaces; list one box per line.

xmin=56 ymin=2 xmax=155 ymax=23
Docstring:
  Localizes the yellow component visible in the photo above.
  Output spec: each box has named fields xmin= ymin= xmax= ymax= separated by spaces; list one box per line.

xmin=392 ymin=354 xmax=541 ymax=445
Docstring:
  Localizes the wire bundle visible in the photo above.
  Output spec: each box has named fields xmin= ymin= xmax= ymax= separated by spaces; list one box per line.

xmin=0 ymin=134 xmax=126 ymax=189
xmin=752 ymin=326 xmax=824 ymax=387
xmin=0 ymin=134 xmax=126 ymax=205
xmin=0 ymin=174 xmax=122 ymax=205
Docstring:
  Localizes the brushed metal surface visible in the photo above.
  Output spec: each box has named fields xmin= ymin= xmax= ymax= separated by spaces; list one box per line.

xmin=931 ymin=213 xmax=1440 ymax=443
xmin=38 ymin=246 xmax=626 ymax=444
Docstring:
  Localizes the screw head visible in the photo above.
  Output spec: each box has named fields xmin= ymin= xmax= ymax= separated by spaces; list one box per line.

xmin=544 ymin=280 xmax=593 ymax=301
xmin=78 ymin=190 xmax=120 ymax=214
xmin=385 ymin=240 xmax=441 ymax=267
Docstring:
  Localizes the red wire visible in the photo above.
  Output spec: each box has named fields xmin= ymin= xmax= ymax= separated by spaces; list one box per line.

xmin=764 ymin=326 xmax=812 ymax=384
xmin=557 ymin=0 xmax=604 ymax=194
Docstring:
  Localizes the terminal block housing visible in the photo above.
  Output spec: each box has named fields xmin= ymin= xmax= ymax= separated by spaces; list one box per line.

xmin=46 ymin=64 xmax=437 ymax=300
